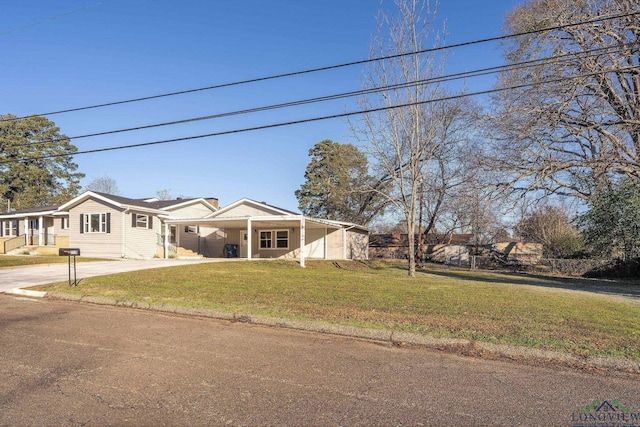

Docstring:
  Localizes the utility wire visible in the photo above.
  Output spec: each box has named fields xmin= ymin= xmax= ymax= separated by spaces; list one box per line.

xmin=3 ymin=42 xmax=631 ymax=149
xmin=2 ymin=9 xmax=638 ymax=122
xmin=0 ymin=0 xmax=112 ymax=37
xmin=2 ymin=65 xmax=635 ymax=165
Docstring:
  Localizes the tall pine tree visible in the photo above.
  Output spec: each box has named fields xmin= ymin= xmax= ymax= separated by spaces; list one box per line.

xmin=0 ymin=114 xmax=84 ymax=211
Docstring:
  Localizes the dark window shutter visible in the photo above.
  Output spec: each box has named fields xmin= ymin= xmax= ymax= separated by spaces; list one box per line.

xmin=185 ymin=226 xmax=189 ymax=233
xmin=132 ymin=213 xmax=137 ymax=228
xmin=0 ymin=221 xmax=3 ymax=237
xmin=148 ymin=216 xmax=153 ymax=230
xmin=80 ymin=214 xmax=84 ymax=234
xmin=106 ymin=213 xmax=111 ymax=233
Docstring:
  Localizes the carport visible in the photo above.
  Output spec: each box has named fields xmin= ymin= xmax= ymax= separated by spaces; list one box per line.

xmin=163 ymin=215 xmax=366 ymax=267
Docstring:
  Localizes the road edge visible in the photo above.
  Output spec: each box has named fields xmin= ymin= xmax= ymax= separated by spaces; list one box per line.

xmin=16 ymin=290 xmax=640 ymax=375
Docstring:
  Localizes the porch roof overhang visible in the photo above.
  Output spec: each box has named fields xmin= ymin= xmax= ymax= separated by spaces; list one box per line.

xmin=163 ymin=215 xmax=346 ymax=230
xmin=0 ymin=209 xmax=58 ymax=220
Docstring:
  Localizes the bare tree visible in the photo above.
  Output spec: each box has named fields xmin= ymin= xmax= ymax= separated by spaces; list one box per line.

xmin=353 ymin=0 xmax=473 ymax=276
xmin=515 ymin=204 xmax=584 ymax=258
xmin=86 ymin=176 xmax=119 ymax=195
xmin=487 ymin=0 xmax=640 ymax=201
xmin=156 ymin=189 xmax=172 ymax=200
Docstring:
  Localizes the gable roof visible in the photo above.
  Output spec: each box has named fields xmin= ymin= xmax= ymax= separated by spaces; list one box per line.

xmin=208 ymin=198 xmax=299 ymax=219
xmin=57 ymin=191 xmax=217 ymax=214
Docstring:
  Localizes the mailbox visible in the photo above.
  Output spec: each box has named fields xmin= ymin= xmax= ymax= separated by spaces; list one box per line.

xmin=59 ymin=248 xmax=81 ymax=256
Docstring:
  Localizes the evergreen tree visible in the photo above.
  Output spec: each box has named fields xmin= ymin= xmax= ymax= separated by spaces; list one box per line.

xmin=0 ymin=114 xmax=84 ymax=210
xmin=296 ymin=140 xmax=386 ymax=225
xmin=580 ymin=178 xmax=640 ymax=261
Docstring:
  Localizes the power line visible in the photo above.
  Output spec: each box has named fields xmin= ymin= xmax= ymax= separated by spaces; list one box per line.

xmin=3 ymin=9 xmax=638 ymax=122
xmin=4 ymin=42 xmax=631 ymax=148
xmin=0 ymin=0 xmax=112 ymax=37
xmin=2 ymin=65 xmax=635 ymax=165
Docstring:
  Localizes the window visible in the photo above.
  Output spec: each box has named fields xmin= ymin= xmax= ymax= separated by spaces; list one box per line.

xmin=276 ymin=230 xmax=289 ymax=248
xmin=61 ymin=218 xmax=69 ymax=230
xmin=28 ymin=219 xmax=39 ymax=230
xmin=260 ymin=231 xmax=272 ymax=248
xmin=83 ymin=213 xmax=109 ymax=233
xmin=135 ymin=214 xmax=148 ymax=229
xmin=185 ymin=225 xmax=198 ymax=234
xmin=3 ymin=220 xmax=17 ymax=236
xmin=259 ymin=230 xmax=289 ymax=249
xmin=169 ymin=225 xmax=177 ymax=244
xmin=132 ymin=213 xmax=153 ymax=229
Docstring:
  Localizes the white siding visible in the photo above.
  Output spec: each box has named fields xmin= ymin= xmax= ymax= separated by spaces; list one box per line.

xmin=68 ymin=199 xmax=123 ymax=258
xmin=168 ymin=201 xmax=215 ymax=219
xmin=217 ymin=203 xmax=284 ymax=218
xmin=123 ymin=211 xmax=160 ymax=259
xmin=326 ymin=229 xmax=345 ymax=259
xmin=305 ymin=228 xmax=326 ymax=259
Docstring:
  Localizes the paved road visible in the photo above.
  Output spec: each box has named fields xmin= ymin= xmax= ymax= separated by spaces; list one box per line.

xmin=1 ymin=295 xmax=638 ymax=426
xmin=0 ymin=258 xmax=229 ymax=292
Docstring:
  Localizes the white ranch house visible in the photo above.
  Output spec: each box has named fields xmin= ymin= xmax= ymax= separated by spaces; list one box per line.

xmin=0 ymin=191 xmax=369 ymax=266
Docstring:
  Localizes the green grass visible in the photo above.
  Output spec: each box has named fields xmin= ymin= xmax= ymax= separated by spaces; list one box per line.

xmin=0 ymin=255 xmax=112 ymax=268
xmin=34 ymin=259 xmax=640 ymax=360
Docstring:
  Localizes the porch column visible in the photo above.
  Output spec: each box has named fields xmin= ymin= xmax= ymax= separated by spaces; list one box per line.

xmin=38 ymin=216 xmax=44 ymax=246
xmin=300 ymin=218 xmax=305 ymax=268
xmin=164 ymin=222 xmax=169 ymax=259
xmin=247 ymin=219 xmax=252 ymax=260
xmin=24 ymin=217 xmax=28 ymax=246
xmin=324 ymin=227 xmax=328 ymax=260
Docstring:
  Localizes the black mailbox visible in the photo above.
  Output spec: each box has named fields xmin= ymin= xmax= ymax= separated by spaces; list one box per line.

xmin=59 ymin=248 xmax=81 ymax=256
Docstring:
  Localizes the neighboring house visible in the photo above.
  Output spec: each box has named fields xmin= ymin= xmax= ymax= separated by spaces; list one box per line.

xmin=0 ymin=193 xmax=369 ymax=265
xmin=369 ymin=233 xmax=475 ymax=260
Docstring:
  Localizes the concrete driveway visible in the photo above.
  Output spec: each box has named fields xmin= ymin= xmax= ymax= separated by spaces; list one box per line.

xmin=0 ymin=258 xmax=231 ymax=292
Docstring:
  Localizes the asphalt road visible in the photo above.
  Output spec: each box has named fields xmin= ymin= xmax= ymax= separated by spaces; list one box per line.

xmin=1 ymin=295 xmax=638 ymax=426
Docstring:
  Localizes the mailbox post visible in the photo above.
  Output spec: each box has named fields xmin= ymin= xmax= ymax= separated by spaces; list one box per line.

xmin=58 ymin=248 xmax=81 ymax=286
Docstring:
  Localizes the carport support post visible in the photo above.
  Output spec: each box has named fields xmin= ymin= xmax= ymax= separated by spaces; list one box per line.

xmin=300 ymin=218 xmax=305 ymax=268
xmin=164 ymin=222 xmax=169 ymax=259
xmin=247 ymin=219 xmax=252 ymax=260
xmin=38 ymin=216 xmax=44 ymax=246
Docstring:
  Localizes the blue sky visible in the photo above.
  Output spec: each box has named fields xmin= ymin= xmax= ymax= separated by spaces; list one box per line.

xmin=1 ymin=0 xmax=521 ymax=211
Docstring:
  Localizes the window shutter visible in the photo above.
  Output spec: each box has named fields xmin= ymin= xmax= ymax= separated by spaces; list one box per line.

xmin=80 ymin=214 xmax=84 ymax=234
xmin=0 ymin=221 xmax=3 ymax=237
xmin=106 ymin=213 xmax=111 ymax=233
xmin=148 ymin=216 xmax=153 ymax=230
xmin=132 ymin=213 xmax=137 ymax=228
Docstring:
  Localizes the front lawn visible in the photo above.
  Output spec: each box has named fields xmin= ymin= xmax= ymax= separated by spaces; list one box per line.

xmin=35 ymin=260 xmax=640 ymax=360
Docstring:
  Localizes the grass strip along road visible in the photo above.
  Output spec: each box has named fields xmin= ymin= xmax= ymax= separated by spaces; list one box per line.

xmin=33 ymin=259 xmax=640 ymax=361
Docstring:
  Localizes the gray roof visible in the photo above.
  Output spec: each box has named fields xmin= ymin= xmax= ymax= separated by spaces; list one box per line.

xmin=1 ymin=204 xmax=60 ymax=215
xmin=90 ymin=192 xmax=202 ymax=210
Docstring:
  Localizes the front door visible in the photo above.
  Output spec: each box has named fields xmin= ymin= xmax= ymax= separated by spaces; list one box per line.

xmin=239 ymin=230 xmax=248 ymax=258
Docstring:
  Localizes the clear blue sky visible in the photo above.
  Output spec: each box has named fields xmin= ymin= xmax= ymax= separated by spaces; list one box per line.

xmin=1 ymin=0 xmax=522 ymax=211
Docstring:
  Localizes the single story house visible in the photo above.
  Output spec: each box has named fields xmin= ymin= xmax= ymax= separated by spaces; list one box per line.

xmin=369 ymin=232 xmax=475 ymax=261
xmin=0 ymin=192 xmax=369 ymax=266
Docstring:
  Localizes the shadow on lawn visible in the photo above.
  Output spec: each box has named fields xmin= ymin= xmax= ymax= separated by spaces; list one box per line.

xmin=418 ymin=267 xmax=640 ymax=300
